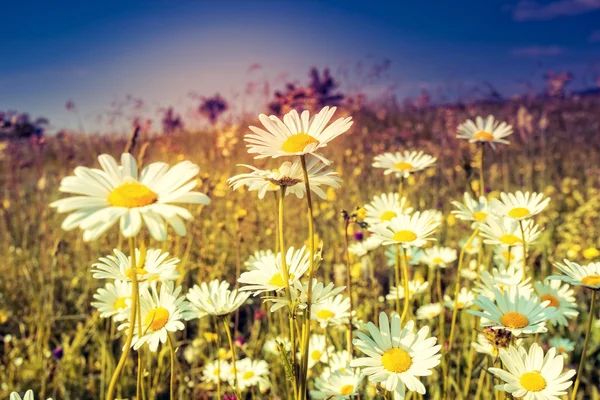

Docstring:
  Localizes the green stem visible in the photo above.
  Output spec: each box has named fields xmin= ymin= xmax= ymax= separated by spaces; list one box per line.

xmin=400 ymin=246 xmax=410 ymax=323
xmin=222 ymin=316 xmax=241 ymax=398
xmin=479 ymin=143 xmax=485 ymax=197
xmin=394 ymin=244 xmax=401 ymax=316
xmin=571 ymin=290 xmax=597 ymax=400
xmin=167 ymin=335 xmax=176 ymax=400
xmin=343 ymin=219 xmax=354 ymax=359
xmin=518 ymin=220 xmax=528 ymax=280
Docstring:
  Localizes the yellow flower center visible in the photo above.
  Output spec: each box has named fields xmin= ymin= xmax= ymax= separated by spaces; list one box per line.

xmin=474 ymin=131 xmax=494 ymax=141
xmin=281 ymin=133 xmax=319 ymax=153
xmin=503 ymin=251 xmax=514 ymax=261
xmin=213 ymin=368 xmax=220 ymax=376
xmin=380 ymin=211 xmax=398 ymax=221
xmin=269 ymin=273 xmax=294 ymax=287
xmin=243 ymin=371 xmax=255 ymax=380
xmin=432 ymin=257 xmax=444 ymax=264
xmin=472 ymin=211 xmax=488 ymax=221
xmin=499 ymin=234 xmax=522 ymax=246
xmin=381 ymin=348 xmax=412 ymax=373
xmin=500 ymin=312 xmax=529 ymax=329
xmin=114 ymin=297 xmax=128 ymax=310
xmin=581 ymin=275 xmax=600 ymax=287
xmin=311 ymin=350 xmax=322 ymax=361
xmin=558 ymin=346 xmax=565 ymax=353
xmin=541 ymin=294 xmax=559 ymax=308
xmin=456 ymin=302 xmax=465 ymax=309
xmin=108 ymin=182 xmax=158 ymax=208
xmin=393 ymin=161 xmax=414 ymax=172
xmin=508 ymin=207 xmax=530 ymax=219
xmin=144 ymin=307 xmax=170 ymax=331
xmin=519 ymin=371 xmax=546 ymax=392
xmin=125 ymin=268 xmax=149 ymax=279
xmin=340 ymin=385 xmax=354 ymax=395
xmin=316 ymin=309 xmax=335 ymax=320
xmin=393 ymin=230 xmax=417 ymax=243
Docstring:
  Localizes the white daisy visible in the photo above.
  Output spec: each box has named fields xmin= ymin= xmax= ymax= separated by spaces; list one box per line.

xmin=493 ymin=244 xmax=524 ymax=268
xmin=9 ymin=391 xmax=52 ymax=400
xmin=369 ymin=212 xmax=440 ymax=249
xmin=363 ymin=193 xmax=413 ymax=226
xmin=234 ymin=358 xmax=271 ymax=391
xmin=201 ymin=359 xmax=232 ymax=384
xmin=470 ymin=287 xmax=554 ymax=336
xmin=351 ymin=312 xmax=442 ymax=400
xmin=460 ymin=259 xmax=484 ymax=280
xmin=489 ymin=343 xmax=575 ymax=400
xmin=302 ymin=334 xmax=335 ymax=368
xmin=227 ymin=155 xmax=342 ymax=199
xmin=50 ymin=153 xmax=210 ymax=241
xmin=420 ymin=246 xmax=457 ymax=268
xmin=244 ymin=249 xmax=276 ymax=271
xmin=533 ymin=280 xmax=578 ymax=327
xmin=386 ymin=280 xmax=430 ymax=302
xmin=323 ymin=350 xmax=352 ymax=377
xmin=244 ymin=106 xmax=353 ymax=164
xmin=461 ymin=236 xmax=483 ymax=256
xmin=262 ymin=336 xmax=291 ymax=357
xmin=349 ymin=235 xmax=383 ymax=257
xmin=372 ymin=151 xmax=437 ymax=179
xmin=385 ymin=246 xmax=424 ymax=266
xmin=265 ymin=279 xmax=345 ymax=313
xmin=479 ymin=216 xmax=541 ymax=247
xmin=490 ymin=191 xmax=550 ymax=221
xmin=91 ymin=248 xmax=179 ymax=283
xmin=91 ymin=280 xmax=132 ymax=322
xmin=473 ymin=265 xmax=532 ymax=300
xmin=121 ymin=282 xmax=187 ymax=352
xmin=456 ymin=115 xmax=513 ymax=148
xmin=312 ymin=294 xmax=351 ymax=328
xmin=548 ymin=338 xmax=575 ymax=359
xmin=549 ymin=259 xmax=600 ymax=290
xmin=183 ymin=279 xmax=250 ymax=318
xmin=443 ymin=287 xmax=475 ymax=310
xmin=238 ymin=246 xmax=310 ymax=296
xmin=451 ymin=192 xmax=490 ymax=227
xmin=416 ymin=303 xmax=442 ymax=320
xmin=311 ymin=368 xmax=363 ymax=399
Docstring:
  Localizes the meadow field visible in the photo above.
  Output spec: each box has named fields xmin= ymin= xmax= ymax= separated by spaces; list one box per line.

xmin=1 ymin=94 xmax=600 ymax=400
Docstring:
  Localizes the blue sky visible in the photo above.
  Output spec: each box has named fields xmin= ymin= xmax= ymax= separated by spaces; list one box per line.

xmin=1 ymin=0 xmax=599 ymax=132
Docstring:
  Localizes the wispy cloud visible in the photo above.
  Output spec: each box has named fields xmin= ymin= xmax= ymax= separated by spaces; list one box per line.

xmin=590 ymin=30 xmax=600 ymax=42
xmin=510 ymin=46 xmax=564 ymax=57
xmin=513 ymin=0 xmax=600 ymax=21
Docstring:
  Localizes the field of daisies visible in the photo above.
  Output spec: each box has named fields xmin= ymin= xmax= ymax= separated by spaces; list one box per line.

xmin=2 ymin=99 xmax=600 ymax=400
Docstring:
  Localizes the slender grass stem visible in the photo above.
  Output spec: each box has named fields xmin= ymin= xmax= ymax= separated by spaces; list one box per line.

xmin=518 ymin=220 xmax=529 ymax=280
xmin=571 ymin=290 xmax=597 ymax=400
xmin=167 ymin=335 xmax=176 ymax=400
xmin=479 ymin=143 xmax=485 ymax=197
xmin=221 ymin=316 xmax=241 ymax=398
xmin=400 ymin=246 xmax=410 ymax=323
xmin=343 ymin=219 xmax=354 ymax=359
xmin=394 ymin=244 xmax=401 ymax=316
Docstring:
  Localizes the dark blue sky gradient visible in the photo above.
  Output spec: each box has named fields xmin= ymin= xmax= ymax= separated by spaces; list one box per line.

xmin=1 ymin=0 xmax=599 ymax=131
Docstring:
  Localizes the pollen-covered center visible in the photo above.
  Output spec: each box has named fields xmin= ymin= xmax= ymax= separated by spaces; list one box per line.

xmin=499 ymin=234 xmax=522 ymax=246
xmin=474 ymin=131 xmax=494 ymax=141
xmin=432 ymin=257 xmax=444 ymax=264
xmin=145 ymin=307 xmax=170 ymax=331
xmin=541 ymin=294 xmax=559 ymax=308
xmin=213 ymin=368 xmax=220 ymax=376
xmin=380 ymin=211 xmax=398 ymax=221
xmin=311 ymin=350 xmax=322 ymax=361
xmin=508 ymin=207 xmax=530 ymax=219
xmin=243 ymin=371 xmax=255 ymax=380
xmin=340 ymin=385 xmax=354 ymax=395
xmin=472 ymin=211 xmax=488 ymax=222
xmin=393 ymin=230 xmax=417 ymax=243
xmin=114 ymin=296 xmax=128 ymax=310
xmin=125 ymin=268 xmax=149 ymax=279
xmin=269 ymin=272 xmax=294 ymax=287
xmin=108 ymin=182 xmax=158 ymax=208
xmin=281 ymin=133 xmax=319 ymax=153
xmin=519 ymin=371 xmax=546 ymax=392
xmin=394 ymin=161 xmax=414 ymax=172
xmin=500 ymin=312 xmax=529 ymax=329
xmin=316 ymin=309 xmax=335 ymax=320
xmin=381 ymin=348 xmax=412 ymax=373
xmin=581 ymin=275 xmax=600 ymax=287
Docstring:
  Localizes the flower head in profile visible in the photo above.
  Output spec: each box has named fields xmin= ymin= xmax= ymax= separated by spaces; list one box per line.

xmin=479 ymin=216 xmax=541 ymax=248
xmin=456 ymin=115 xmax=513 ymax=149
xmin=416 ymin=303 xmax=442 ymax=320
xmin=386 ymin=280 xmax=430 ymax=302
xmin=91 ymin=248 xmax=179 ymax=283
xmin=265 ymin=279 xmax=345 ymax=313
xmin=489 ymin=343 xmax=575 ymax=400
xmin=302 ymin=334 xmax=335 ymax=368
xmin=533 ymin=280 xmax=578 ymax=327
xmin=443 ymin=287 xmax=475 ymax=310
xmin=372 ymin=150 xmax=437 ymax=179
xmin=451 ymin=192 xmax=489 ymax=228
xmin=311 ymin=294 xmax=351 ymax=328
xmin=490 ymin=191 xmax=550 ymax=221
xmin=473 ymin=265 xmax=532 ymax=299
xmin=385 ymin=246 xmax=424 ymax=266
xmin=228 ymin=155 xmax=342 ymax=199
xmin=311 ymin=368 xmax=363 ymax=399
xmin=244 ymin=249 xmax=276 ymax=271
xmin=10 ymin=391 xmax=53 ymax=400
xmin=369 ymin=212 xmax=440 ymax=249
xmin=549 ymin=259 xmax=600 ymax=290
xmin=91 ymin=280 xmax=132 ymax=321
xmin=420 ymin=246 xmax=457 ymax=268
xmin=244 ymin=106 xmax=353 ymax=164
xmin=183 ymin=279 xmax=250 ymax=319
xmin=50 ymin=153 xmax=210 ymax=241
xmin=351 ymin=312 xmax=442 ymax=400
xmin=548 ymin=338 xmax=575 ymax=359
xmin=201 ymin=359 xmax=232 ymax=384
xmin=233 ymin=358 xmax=271 ymax=392
xmin=363 ymin=193 xmax=413 ymax=226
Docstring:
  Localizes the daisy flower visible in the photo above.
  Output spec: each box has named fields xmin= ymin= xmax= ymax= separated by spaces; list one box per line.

xmin=351 ymin=312 xmax=442 ymax=400
xmin=493 ymin=244 xmax=524 ymax=268
xmin=265 ymin=279 xmax=345 ymax=313
xmin=385 ymin=246 xmax=424 ymax=266
xmin=420 ymin=246 xmax=457 ymax=268
xmin=323 ymin=350 xmax=352 ymax=376
xmin=548 ymin=338 xmax=575 ymax=359
xmin=183 ymin=279 xmax=250 ymax=319
xmin=456 ymin=115 xmax=513 ymax=148
xmin=91 ymin=280 xmax=132 ymax=321
xmin=451 ymin=192 xmax=490 ymax=227
xmin=549 ymin=259 xmax=600 ymax=290
xmin=470 ymin=287 xmax=554 ymax=336
xmin=50 ymin=153 xmax=210 ymax=241
xmin=227 ymin=155 xmax=342 ymax=199
xmin=349 ymin=236 xmax=383 ymax=257
xmin=461 ymin=236 xmax=483 ymax=256
xmin=479 ymin=216 xmax=541 ymax=247
xmin=262 ymin=336 xmax=292 ymax=357
xmin=311 ymin=368 xmax=363 ymax=399
xmin=244 ymin=106 xmax=353 ymax=164
xmin=363 ymin=193 xmax=413 ymax=226
xmin=473 ymin=265 xmax=532 ymax=300
xmin=302 ymin=334 xmax=335 ymax=369
xmin=244 ymin=249 xmax=276 ymax=271
xmin=121 ymin=282 xmax=187 ymax=352
xmin=489 ymin=343 xmax=575 ymax=400
xmin=9 ymin=391 xmax=52 ymax=400
xmin=238 ymin=246 xmax=310 ymax=296
xmin=312 ymin=294 xmax=351 ymax=328
xmin=386 ymin=280 xmax=430 ymax=302
xmin=490 ymin=191 xmax=550 ymax=221
xmin=372 ymin=151 xmax=437 ymax=179
xmin=533 ymin=280 xmax=578 ymax=327
xmin=443 ymin=287 xmax=475 ymax=310
xmin=416 ymin=303 xmax=442 ymax=320
xmin=234 ymin=358 xmax=271 ymax=392
xmin=201 ymin=359 xmax=233 ymax=384
xmin=369 ymin=212 xmax=440 ymax=249
xmin=460 ymin=259 xmax=485 ymax=280
xmin=472 ymin=331 xmax=523 ymax=359
xmin=91 ymin=248 xmax=179 ymax=283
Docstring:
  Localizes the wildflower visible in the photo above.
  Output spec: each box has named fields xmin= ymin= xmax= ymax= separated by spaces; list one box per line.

xmin=372 ymin=151 xmax=437 ymax=179
xmin=363 ymin=193 xmax=412 ymax=226
xmin=549 ymin=259 xmax=600 ymax=290
xmin=91 ymin=280 xmax=132 ymax=321
xmin=456 ymin=115 xmax=513 ymax=148
xmin=183 ymin=279 xmax=250 ymax=319
xmin=369 ymin=212 xmax=440 ymax=249
xmin=311 ymin=368 xmax=363 ymax=399
xmin=443 ymin=288 xmax=475 ymax=310
xmin=533 ymin=280 xmax=578 ymax=327
xmin=451 ymin=192 xmax=490 ymax=227
xmin=233 ymin=358 xmax=271 ymax=392
xmin=490 ymin=191 xmax=550 ymax=221
xmin=311 ymin=294 xmax=351 ymax=328
xmin=420 ymin=246 xmax=457 ymax=269
xmin=386 ymin=281 xmax=430 ymax=302
xmin=91 ymin=248 xmax=179 ymax=283
xmin=416 ymin=303 xmax=442 ymax=320
xmin=479 ymin=216 xmax=541 ymax=247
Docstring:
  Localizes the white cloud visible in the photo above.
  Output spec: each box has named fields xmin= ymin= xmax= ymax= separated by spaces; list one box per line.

xmin=513 ymin=0 xmax=600 ymax=21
